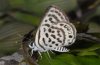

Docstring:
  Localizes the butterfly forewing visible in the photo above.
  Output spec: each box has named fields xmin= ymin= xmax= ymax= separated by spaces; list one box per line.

xmin=42 ymin=6 xmax=69 ymax=25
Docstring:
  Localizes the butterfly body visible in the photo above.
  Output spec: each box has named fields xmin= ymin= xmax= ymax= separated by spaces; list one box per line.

xmin=29 ymin=5 xmax=76 ymax=54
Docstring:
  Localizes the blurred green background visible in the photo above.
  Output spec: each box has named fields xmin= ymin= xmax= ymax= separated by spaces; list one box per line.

xmin=0 ymin=0 xmax=100 ymax=65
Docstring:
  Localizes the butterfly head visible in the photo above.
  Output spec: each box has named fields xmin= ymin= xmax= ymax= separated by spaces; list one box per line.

xmin=22 ymin=28 xmax=37 ymax=49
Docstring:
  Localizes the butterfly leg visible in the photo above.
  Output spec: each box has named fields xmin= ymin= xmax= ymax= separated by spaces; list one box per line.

xmin=38 ymin=51 xmax=42 ymax=59
xmin=50 ymin=50 xmax=55 ymax=54
xmin=30 ymin=49 xmax=34 ymax=56
xmin=46 ymin=51 xmax=52 ymax=59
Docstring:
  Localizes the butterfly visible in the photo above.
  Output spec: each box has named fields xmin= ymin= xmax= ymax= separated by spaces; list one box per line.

xmin=28 ymin=5 xmax=77 ymax=57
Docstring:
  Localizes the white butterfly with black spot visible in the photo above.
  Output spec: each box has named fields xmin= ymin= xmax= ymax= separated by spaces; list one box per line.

xmin=29 ymin=5 xmax=77 ymax=56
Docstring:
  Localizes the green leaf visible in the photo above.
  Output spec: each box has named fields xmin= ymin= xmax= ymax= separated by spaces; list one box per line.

xmin=8 ymin=0 xmax=78 ymax=15
xmin=38 ymin=52 xmax=100 ymax=65
xmin=72 ymin=44 xmax=100 ymax=53
xmin=38 ymin=53 xmax=80 ymax=65
xmin=77 ymin=56 xmax=100 ymax=65
xmin=0 ymin=20 xmax=5 ymax=27
xmin=0 ymin=22 xmax=33 ymax=56
xmin=95 ymin=5 xmax=100 ymax=16
xmin=10 ymin=12 xmax=40 ymax=26
xmin=88 ymin=22 xmax=100 ymax=33
xmin=78 ymin=51 xmax=98 ymax=56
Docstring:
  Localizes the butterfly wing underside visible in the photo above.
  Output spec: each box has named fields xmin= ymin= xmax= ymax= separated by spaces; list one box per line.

xmin=35 ymin=5 xmax=76 ymax=52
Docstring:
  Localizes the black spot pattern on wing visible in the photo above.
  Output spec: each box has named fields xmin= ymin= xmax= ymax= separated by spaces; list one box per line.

xmin=38 ymin=30 xmax=45 ymax=50
xmin=52 ymin=31 xmax=55 ymax=33
xmin=55 ymin=44 xmax=58 ymax=46
xmin=49 ymin=18 xmax=52 ymax=21
xmin=69 ymin=35 xmax=72 ymax=38
xmin=48 ymin=28 xmax=51 ymax=32
xmin=45 ymin=20 xmax=47 ymax=22
xmin=44 ymin=28 xmax=46 ymax=32
xmin=57 ymin=30 xmax=62 ymax=37
xmin=43 ymin=38 xmax=47 ymax=46
xmin=48 ymin=38 xmax=51 ymax=42
xmin=50 ymin=10 xmax=54 ymax=12
xmin=45 ymin=33 xmax=49 ymax=38
xmin=50 ymin=9 xmax=64 ymax=20
xmin=51 ymin=34 xmax=56 ymax=39
xmin=57 ymin=38 xmax=62 ymax=43
xmin=44 ymin=24 xmax=50 ymax=27
xmin=64 ymin=25 xmax=67 ymax=28
xmin=49 ymin=45 xmax=52 ymax=47
xmin=68 ymin=43 xmax=71 ymax=44
xmin=57 ymin=30 xmax=60 ymax=33
xmin=52 ymin=41 xmax=55 ymax=44
xmin=48 ymin=14 xmax=60 ymax=24
xmin=60 ymin=24 xmax=64 ymax=26
xmin=51 ymin=26 xmax=66 ymax=45
xmin=58 ymin=33 xmax=62 ymax=37
xmin=55 ymin=10 xmax=61 ymax=16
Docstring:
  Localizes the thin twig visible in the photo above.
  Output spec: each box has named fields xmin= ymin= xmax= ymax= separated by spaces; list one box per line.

xmin=77 ymin=33 xmax=100 ymax=43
